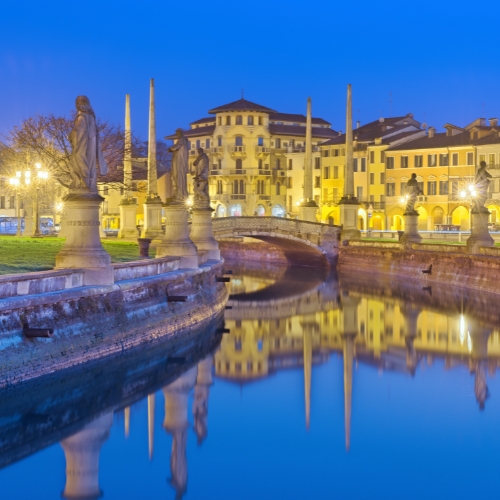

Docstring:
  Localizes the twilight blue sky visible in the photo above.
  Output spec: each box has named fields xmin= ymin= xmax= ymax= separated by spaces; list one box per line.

xmin=1 ymin=0 xmax=499 ymax=141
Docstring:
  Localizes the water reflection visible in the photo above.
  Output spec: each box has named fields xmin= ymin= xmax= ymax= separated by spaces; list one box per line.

xmin=1 ymin=265 xmax=500 ymax=498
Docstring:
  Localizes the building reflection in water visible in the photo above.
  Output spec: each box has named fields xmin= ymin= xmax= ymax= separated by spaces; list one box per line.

xmin=60 ymin=412 xmax=113 ymax=500
xmin=54 ymin=267 xmax=500 ymax=498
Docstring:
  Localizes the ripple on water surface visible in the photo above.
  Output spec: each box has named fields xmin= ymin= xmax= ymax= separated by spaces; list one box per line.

xmin=0 ymin=264 xmax=499 ymax=500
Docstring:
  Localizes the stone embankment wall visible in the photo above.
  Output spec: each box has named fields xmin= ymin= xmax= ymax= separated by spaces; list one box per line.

xmin=0 ymin=260 xmax=227 ymax=388
xmin=339 ymin=243 xmax=500 ymax=295
xmin=219 ymin=237 xmax=288 ymax=264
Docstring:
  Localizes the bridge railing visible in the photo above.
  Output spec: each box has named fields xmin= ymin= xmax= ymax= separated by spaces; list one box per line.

xmin=212 ymin=216 xmax=340 ymax=238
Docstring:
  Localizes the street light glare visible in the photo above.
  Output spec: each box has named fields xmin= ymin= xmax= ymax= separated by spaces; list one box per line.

xmin=460 ymin=190 xmax=466 ymax=198
xmin=9 ymin=178 xmax=19 ymax=186
xmin=35 ymin=162 xmax=42 ymax=169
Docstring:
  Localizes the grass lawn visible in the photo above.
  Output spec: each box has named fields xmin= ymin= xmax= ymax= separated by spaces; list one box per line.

xmin=0 ymin=236 xmax=150 ymax=275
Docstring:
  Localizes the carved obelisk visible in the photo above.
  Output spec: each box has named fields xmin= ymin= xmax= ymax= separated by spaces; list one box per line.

xmin=118 ymin=94 xmax=139 ymax=238
xmin=299 ymin=97 xmax=318 ymax=222
xmin=142 ymin=79 xmax=163 ymax=239
xmin=339 ymin=84 xmax=360 ymax=241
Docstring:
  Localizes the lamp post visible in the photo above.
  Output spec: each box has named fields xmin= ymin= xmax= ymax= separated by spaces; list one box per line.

xmin=8 ymin=171 xmax=22 ymax=237
xmin=32 ymin=162 xmax=49 ymax=238
xmin=9 ymin=162 xmax=49 ymax=238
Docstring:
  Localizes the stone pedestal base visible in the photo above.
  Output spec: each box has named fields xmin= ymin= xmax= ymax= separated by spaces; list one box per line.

xmin=55 ymin=192 xmax=113 ymax=285
xmin=142 ymin=197 xmax=163 ymax=239
xmin=339 ymin=200 xmax=361 ymax=241
xmin=400 ymin=213 xmax=422 ymax=245
xmin=467 ymin=211 xmax=494 ymax=254
xmin=190 ymin=207 xmax=220 ymax=260
xmin=299 ymin=204 xmax=318 ymax=223
xmin=118 ymin=200 xmax=138 ymax=238
xmin=23 ymin=216 xmax=33 ymax=237
xmin=156 ymin=203 xmax=198 ymax=269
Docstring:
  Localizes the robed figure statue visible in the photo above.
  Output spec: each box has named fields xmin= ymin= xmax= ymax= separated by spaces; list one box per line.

xmin=404 ymin=173 xmax=423 ymax=214
xmin=192 ymin=147 xmax=210 ymax=208
xmin=169 ymin=129 xmax=189 ymax=202
xmin=473 ymin=161 xmax=492 ymax=213
xmin=69 ymin=96 xmax=108 ymax=193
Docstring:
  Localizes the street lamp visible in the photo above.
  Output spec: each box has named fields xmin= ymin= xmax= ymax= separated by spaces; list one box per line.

xmin=9 ymin=162 xmax=49 ymax=237
xmin=33 ymin=163 xmax=49 ymax=238
xmin=9 ymin=175 xmax=21 ymax=237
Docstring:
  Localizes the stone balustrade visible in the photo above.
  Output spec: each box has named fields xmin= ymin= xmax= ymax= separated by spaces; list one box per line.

xmin=0 ymin=257 xmax=184 ymax=300
xmin=0 ymin=269 xmax=86 ymax=299
xmin=112 ymin=257 xmax=179 ymax=281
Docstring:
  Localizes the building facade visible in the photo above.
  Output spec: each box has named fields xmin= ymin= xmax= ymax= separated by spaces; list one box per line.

xmin=165 ymin=98 xmax=337 ymax=218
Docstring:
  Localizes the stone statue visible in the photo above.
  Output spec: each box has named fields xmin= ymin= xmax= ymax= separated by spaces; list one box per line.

xmin=69 ymin=96 xmax=108 ymax=193
xmin=192 ymin=147 xmax=210 ymax=208
xmin=168 ymin=128 xmax=189 ymax=202
xmin=473 ymin=161 xmax=492 ymax=213
xmin=404 ymin=173 xmax=423 ymax=214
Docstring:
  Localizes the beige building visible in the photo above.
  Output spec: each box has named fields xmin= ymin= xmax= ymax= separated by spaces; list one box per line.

xmin=165 ymin=98 xmax=337 ymax=218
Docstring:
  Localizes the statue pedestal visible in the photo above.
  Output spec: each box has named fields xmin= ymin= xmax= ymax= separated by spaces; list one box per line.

xmin=339 ymin=198 xmax=361 ymax=241
xmin=142 ymin=196 xmax=163 ymax=239
xmin=190 ymin=207 xmax=220 ymax=260
xmin=400 ymin=213 xmax=422 ymax=245
xmin=467 ymin=211 xmax=494 ymax=254
xmin=55 ymin=192 xmax=113 ymax=285
xmin=156 ymin=203 xmax=198 ymax=269
xmin=23 ymin=216 xmax=33 ymax=237
xmin=118 ymin=198 xmax=138 ymax=238
xmin=299 ymin=203 xmax=317 ymax=223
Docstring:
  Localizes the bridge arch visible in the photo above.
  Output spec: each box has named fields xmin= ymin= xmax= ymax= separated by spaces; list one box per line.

xmin=212 ymin=216 xmax=340 ymax=267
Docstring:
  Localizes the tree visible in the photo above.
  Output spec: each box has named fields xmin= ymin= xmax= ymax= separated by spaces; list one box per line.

xmin=0 ymin=114 xmax=171 ymax=193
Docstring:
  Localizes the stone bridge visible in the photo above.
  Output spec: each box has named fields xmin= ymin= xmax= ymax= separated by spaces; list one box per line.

xmin=212 ymin=217 xmax=340 ymax=266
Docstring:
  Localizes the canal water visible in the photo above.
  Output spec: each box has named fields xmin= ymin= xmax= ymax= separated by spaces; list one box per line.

xmin=1 ymin=263 xmax=500 ymax=499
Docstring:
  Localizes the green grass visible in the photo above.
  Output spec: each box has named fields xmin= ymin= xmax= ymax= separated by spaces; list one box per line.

xmin=0 ymin=236 xmax=149 ymax=275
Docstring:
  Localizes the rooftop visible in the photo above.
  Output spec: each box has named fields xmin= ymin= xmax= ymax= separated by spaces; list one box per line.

xmin=268 ymin=124 xmax=338 ymax=139
xmin=208 ymin=98 xmax=276 ymax=114
xmin=387 ymin=131 xmax=473 ymax=151
xmin=269 ymin=112 xmax=331 ymax=126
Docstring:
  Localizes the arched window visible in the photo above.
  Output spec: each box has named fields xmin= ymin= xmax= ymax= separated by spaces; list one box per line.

xmin=226 ymin=116 xmax=231 ymax=126
xmin=218 ymin=117 xmax=222 ymax=126
xmin=235 ymin=159 xmax=243 ymax=170
xmin=217 ymin=136 xmax=222 ymax=147
xmin=258 ymin=136 xmax=264 ymax=146
xmin=217 ymin=180 xmax=223 ymax=194
xmin=275 ymin=138 xmax=281 ymax=148
xmin=236 ymin=115 xmax=243 ymax=125
xmin=258 ymin=116 xmax=263 ymax=125
xmin=235 ymin=136 xmax=243 ymax=146
xmin=276 ymin=182 xmax=281 ymax=195
xmin=258 ymin=159 xmax=263 ymax=169
xmin=276 ymin=158 xmax=281 ymax=170
xmin=196 ymin=139 xmax=200 ymax=149
xmin=248 ymin=115 xmax=254 ymax=125
xmin=205 ymin=138 xmax=210 ymax=149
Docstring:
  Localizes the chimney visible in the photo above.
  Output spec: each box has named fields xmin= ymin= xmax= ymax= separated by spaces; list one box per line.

xmin=356 ymin=121 xmax=360 ymax=129
xmin=428 ymin=127 xmax=436 ymax=138
xmin=489 ymin=118 xmax=498 ymax=127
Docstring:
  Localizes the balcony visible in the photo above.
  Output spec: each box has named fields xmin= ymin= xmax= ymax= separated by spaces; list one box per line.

xmin=230 ymin=194 xmax=247 ymax=200
xmin=259 ymin=195 xmax=271 ymax=200
xmin=189 ymin=149 xmax=198 ymax=156
xmin=229 ymin=146 xmax=247 ymax=158
xmin=360 ymin=200 xmax=386 ymax=211
xmin=271 ymin=147 xmax=287 ymax=154
xmin=210 ymin=147 xmax=224 ymax=157
xmin=255 ymin=146 xmax=270 ymax=158
xmin=230 ymin=169 xmax=246 ymax=175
